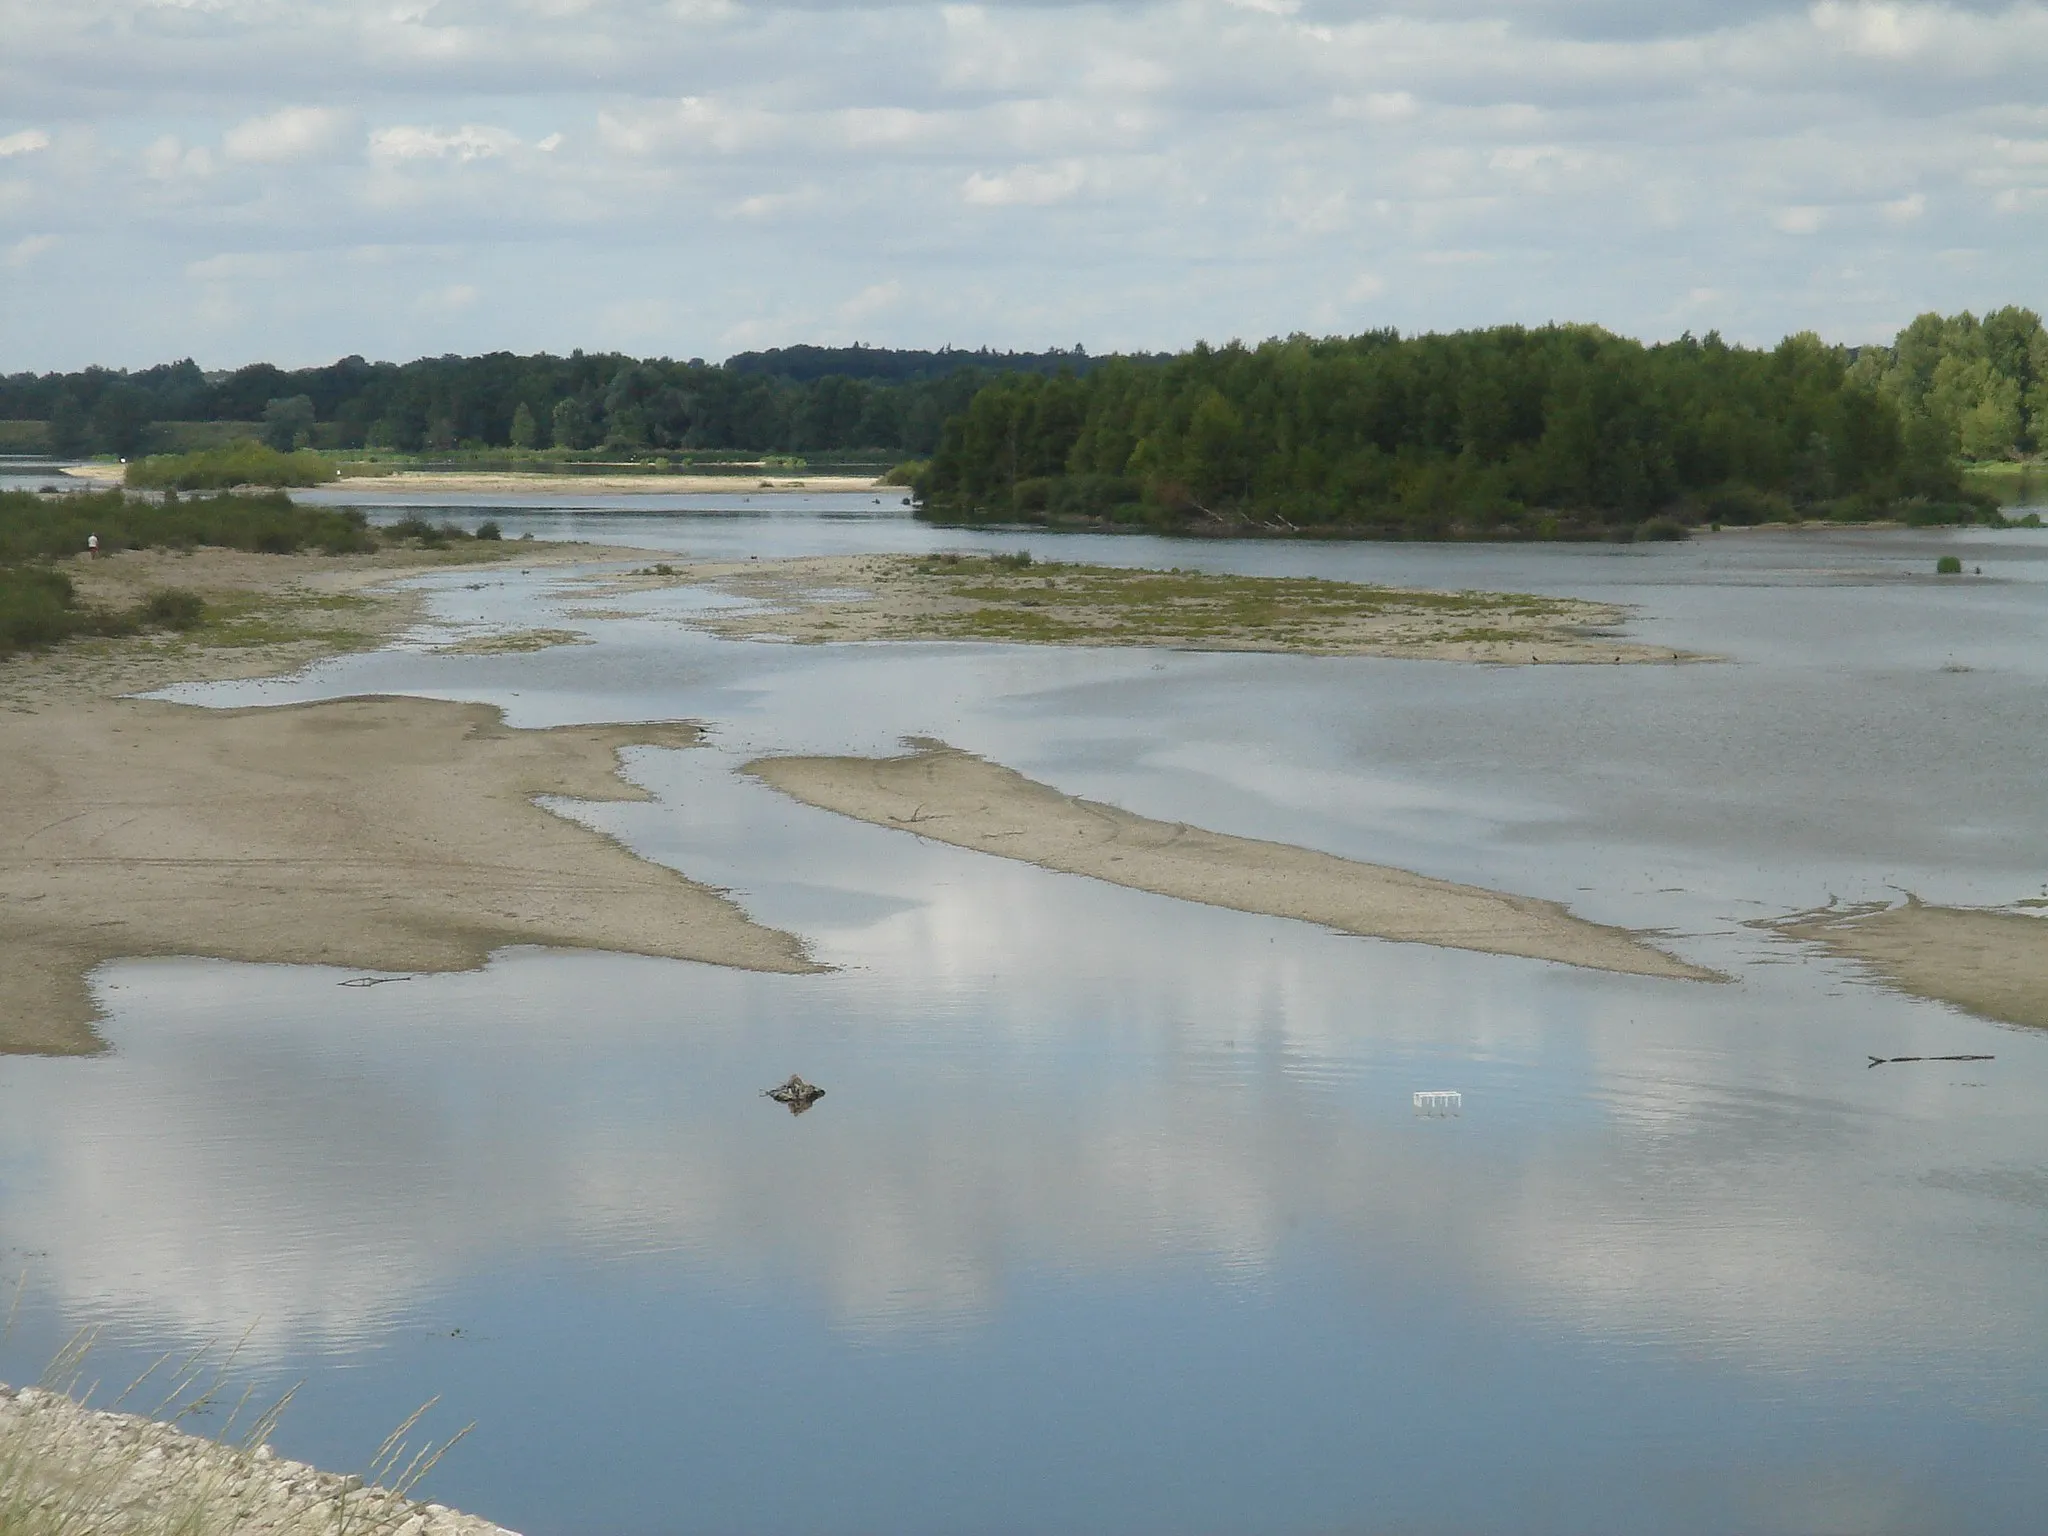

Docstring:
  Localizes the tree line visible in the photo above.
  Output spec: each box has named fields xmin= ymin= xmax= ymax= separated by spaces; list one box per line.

xmin=917 ymin=311 xmax=2046 ymax=538
xmin=0 ymin=346 xmax=1122 ymax=460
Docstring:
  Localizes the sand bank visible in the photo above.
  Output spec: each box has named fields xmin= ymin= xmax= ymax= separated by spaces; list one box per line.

xmin=0 ymin=1383 xmax=512 ymax=1536
xmin=746 ymin=742 xmax=1714 ymax=980
xmin=1 ymin=695 xmax=816 ymax=1054
xmin=597 ymin=553 xmax=1696 ymax=662
xmin=334 ymin=470 xmax=890 ymax=496
xmin=1776 ymin=899 xmax=2048 ymax=1029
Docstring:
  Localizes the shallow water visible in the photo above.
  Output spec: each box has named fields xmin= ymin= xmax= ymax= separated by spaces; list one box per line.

xmin=3 ymin=504 xmax=2045 ymax=1534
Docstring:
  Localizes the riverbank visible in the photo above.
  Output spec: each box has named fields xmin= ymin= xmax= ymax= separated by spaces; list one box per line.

xmin=747 ymin=741 xmax=1717 ymax=981
xmin=0 ymin=1383 xmax=512 ymax=1536
xmin=592 ymin=553 xmax=1700 ymax=663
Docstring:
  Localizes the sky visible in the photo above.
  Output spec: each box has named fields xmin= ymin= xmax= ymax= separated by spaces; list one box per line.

xmin=3 ymin=0 xmax=2047 ymax=371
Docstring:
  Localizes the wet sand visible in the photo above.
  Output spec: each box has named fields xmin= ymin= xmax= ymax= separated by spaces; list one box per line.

xmin=595 ymin=554 xmax=1699 ymax=663
xmin=1776 ymin=900 xmax=2048 ymax=1029
xmin=746 ymin=741 xmax=1716 ymax=981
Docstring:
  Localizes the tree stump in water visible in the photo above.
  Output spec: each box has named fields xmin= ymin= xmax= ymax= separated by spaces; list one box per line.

xmin=765 ymin=1074 xmax=826 ymax=1114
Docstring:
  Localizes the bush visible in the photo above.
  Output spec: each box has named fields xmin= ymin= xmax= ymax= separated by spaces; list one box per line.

xmin=1634 ymin=516 xmax=1691 ymax=542
xmin=1936 ymin=555 xmax=1963 ymax=575
xmin=882 ymin=460 xmax=928 ymax=487
xmin=475 ymin=520 xmax=503 ymax=540
xmin=139 ymin=587 xmax=205 ymax=630
xmin=1701 ymin=484 xmax=1793 ymax=526
xmin=0 ymin=566 xmax=82 ymax=656
xmin=126 ymin=443 xmax=336 ymax=492
xmin=0 ymin=489 xmax=374 ymax=561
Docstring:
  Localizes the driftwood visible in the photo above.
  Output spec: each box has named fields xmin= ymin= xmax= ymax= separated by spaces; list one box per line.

xmin=1867 ymin=1054 xmax=1995 ymax=1068
xmin=764 ymin=1074 xmax=827 ymax=1114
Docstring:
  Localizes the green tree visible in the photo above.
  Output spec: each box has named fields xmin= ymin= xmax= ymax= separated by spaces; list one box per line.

xmin=261 ymin=395 xmax=316 ymax=452
xmin=510 ymin=401 xmax=540 ymax=449
xmin=90 ymin=385 xmax=153 ymax=457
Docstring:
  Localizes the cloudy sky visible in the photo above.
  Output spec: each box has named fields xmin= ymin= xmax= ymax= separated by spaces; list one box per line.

xmin=3 ymin=0 xmax=2047 ymax=370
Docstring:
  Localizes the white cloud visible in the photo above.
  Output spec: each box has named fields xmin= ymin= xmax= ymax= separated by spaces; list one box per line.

xmin=143 ymin=135 xmax=214 ymax=180
xmin=962 ymin=160 xmax=1087 ymax=207
xmin=222 ymin=105 xmax=352 ymax=164
xmin=0 ymin=129 xmax=52 ymax=157
xmin=369 ymin=123 xmax=521 ymax=164
xmin=5 ymin=233 xmax=57 ymax=268
xmin=838 ymin=279 xmax=903 ymax=324
xmin=1774 ymin=204 xmax=1827 ymax=234
xmin=1880 ymin=191 xmax=1926 ymax=223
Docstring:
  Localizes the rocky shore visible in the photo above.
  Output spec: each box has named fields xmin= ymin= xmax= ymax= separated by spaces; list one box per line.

xmin=0 ymin=1383 xmax=513 ymax=1536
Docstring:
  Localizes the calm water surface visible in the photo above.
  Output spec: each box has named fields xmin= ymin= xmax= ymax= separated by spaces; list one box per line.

xmin=3 ymin=502 xmax=2044 ymax=1535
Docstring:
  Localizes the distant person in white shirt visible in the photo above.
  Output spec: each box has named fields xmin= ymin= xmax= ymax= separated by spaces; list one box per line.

xmin=87 ymin=534 xmax=99 ymax=557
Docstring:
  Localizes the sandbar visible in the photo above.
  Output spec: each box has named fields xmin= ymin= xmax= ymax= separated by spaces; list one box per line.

xmin=1 ymin=695 xmax=817 ymax=1054
xmin=333 ymin=470 xmax=890 ymax=496
xmin=745 ymin=741 xmax=1714 ymax=980
xmin=596 ymin=553 xmax=1698 ymax=663
xmin=1776 ymin=899 xmax=2048 ymax=1029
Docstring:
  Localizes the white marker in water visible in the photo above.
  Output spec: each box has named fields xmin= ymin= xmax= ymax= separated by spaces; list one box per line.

xmin=1413 ymin=1090 xmax=1462 ymax=1116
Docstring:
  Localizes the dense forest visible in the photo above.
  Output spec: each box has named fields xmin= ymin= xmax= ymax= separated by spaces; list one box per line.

xmin=918 ymin=310 xmax=2047 ymax=538
xmin=5 ymin=310 xmax=2041 ymax=537
xmin=0 ymin=346 xmax=1118 ymax=460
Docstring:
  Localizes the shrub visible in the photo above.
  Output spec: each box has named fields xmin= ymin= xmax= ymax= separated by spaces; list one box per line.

xmin=0 ymin=489 xmax=373 ymax=561
xmin=474 ymin=520 xmax=503 ymax=540
xmin=882 ymin=460 xmax=929 ymax=487
xmin=1634 ymin=516 xmax=1690 ymax=542
xmin=1936 ymin=555 xmax=1963 ymax=575
xmin=139 ymin=588 xmax=206 ymax=630
xmin=126 ymin=443 xmax=336 ymax=492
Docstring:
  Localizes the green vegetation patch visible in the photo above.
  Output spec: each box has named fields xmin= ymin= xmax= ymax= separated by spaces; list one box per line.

xmin=0 ymin=488 xmax=374 ymax=561
xmin=0 ymin=568 xmax=209 ymax=659
xmin=895 ymin=553 xmax=1581 ymax=647
xmin=126 ymin=442 xmax=337 ymax=491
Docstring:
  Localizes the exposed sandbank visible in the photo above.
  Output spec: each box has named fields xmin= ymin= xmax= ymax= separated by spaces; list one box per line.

xmin=1 ymin=695 xmax=817 ymax=1054
xmin=333 ymin=470 xmax=890 ymax=496
xmin=0 ymin=1383 xmax=512 ymax=1536
xmin=1776 ymin=899 xmax=2048 ymax=1029
xmin=745 ymin=741 xmax=1714 ymax=980
xmin=594 ymin=553 xmax=1700 ymax=663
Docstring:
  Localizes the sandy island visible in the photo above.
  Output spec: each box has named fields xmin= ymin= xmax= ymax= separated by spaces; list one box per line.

xmin=591 ymin=553 xmax=1701 ymax=663
xmin=1776 ymin=899 xmax=2048 ymax=1030
xmin=746 ymin=741 xmax=1716 ymax=981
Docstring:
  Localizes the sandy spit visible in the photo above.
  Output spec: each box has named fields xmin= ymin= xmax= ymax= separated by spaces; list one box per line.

xmin=1 ymin=695 xmax=817 ymax=1054
xmin=334 ymin=470 xmax=890 ymax=495
xmin=593 ymin=554 xmax=1700 ymax=664
xmin=1775 ymin=899 xmax=2048 ymax=1029
xmin=746 ymin=741 xmax=1715 ymax=981
xmin=0 ymin=1383 xmax=513 ymax=1536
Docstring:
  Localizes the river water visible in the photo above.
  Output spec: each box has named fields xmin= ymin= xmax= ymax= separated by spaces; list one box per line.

xmin=3 ymin=498 xmax=2045 ymax=1535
